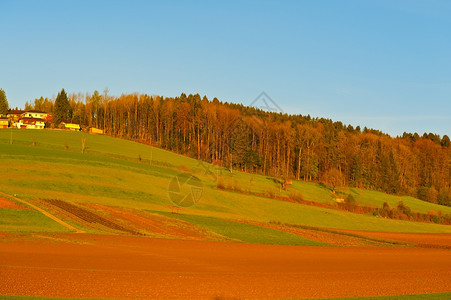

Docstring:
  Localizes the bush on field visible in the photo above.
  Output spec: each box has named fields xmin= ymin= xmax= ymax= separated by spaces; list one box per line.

xmin=266 ymin=187 xmax=276 ymax=199
xmin=216 ymin=177 xmax=225 ymax=190
xmin=233 ymin=180 xmax=242 ymax=193
xmin=289 ymin=190 xmax=304 ymax=202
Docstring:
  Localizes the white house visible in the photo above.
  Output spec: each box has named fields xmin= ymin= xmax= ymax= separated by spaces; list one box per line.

xmin=16 ymin=117 xmax=45 ymax=129
xmin=22 ymin=110 xmax=48 ymax=120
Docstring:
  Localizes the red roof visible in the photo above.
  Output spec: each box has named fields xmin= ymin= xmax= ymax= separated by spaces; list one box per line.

xmin=61 ymin=119 xmax=80 ymax=125
xmin=24 ymin=110 xmax=47 ymax=114
xmin=8 ymin=109 xmax=24 ymax=115
xmin=21 ymin=117 xmax=45 ymax=121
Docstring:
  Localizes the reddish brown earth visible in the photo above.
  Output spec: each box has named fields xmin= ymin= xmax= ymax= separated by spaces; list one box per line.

xmin=0 ymin=197 xmax=26 ymax=209
xmin=234 ymin=220 xmax=406 ymax=247
xmin=85 ymin=203 xmax=228 ymax=241
xmin=338 ymin=229 xmax=451 ymax=249
xmin=32 ymin=199 xmax=226 ymax=241
xmin=1 ymin=233 xmax=451 ymax=299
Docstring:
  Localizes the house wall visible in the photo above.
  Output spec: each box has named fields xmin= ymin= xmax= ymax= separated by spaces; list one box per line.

xmin=23 ymin=113 xmax=47 ymax=119
xmin=90 ymin=128 xmax=104 ymax=134
xmin=64 ymin=123 xmax=80 ymax=130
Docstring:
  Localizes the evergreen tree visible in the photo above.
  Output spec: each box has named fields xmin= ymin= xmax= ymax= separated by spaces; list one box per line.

xmin=54 ymin=88 xmax=70 ymax=125
xmin=441 ymin=135 xmax=450 ymax=147
xmin=243 ymin=150 xmax=261 ymax=171
xmin=0 ymin=88 xmax=9 ymax=116
xmin=231 ymin=121 xmax=251 ymax=169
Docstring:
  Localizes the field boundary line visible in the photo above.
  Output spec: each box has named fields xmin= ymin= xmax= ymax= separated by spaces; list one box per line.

xmin=0 ymin=191 xmax=84 ymax=233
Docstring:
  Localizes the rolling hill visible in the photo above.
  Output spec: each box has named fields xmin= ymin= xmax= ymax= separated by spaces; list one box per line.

xmin=1 ymin=129 xmax=451 ymax=242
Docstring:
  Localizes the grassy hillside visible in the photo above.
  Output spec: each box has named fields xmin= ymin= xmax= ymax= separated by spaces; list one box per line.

xmin=337 ymin=187 xmax=451 ymax=214
xmin=1 ymin=129 xmax=451 ymax=239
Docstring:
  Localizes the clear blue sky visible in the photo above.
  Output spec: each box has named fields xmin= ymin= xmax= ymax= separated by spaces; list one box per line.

xmin=1 ymin=0 xmax=450 ymax=136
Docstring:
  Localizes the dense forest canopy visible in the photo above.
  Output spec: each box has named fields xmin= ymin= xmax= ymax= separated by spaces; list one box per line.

xmin=24 ymin=89 xmax=451 ymax=206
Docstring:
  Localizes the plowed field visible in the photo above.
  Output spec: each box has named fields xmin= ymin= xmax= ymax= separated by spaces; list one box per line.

xmin=1 ymin=234 xmax=450 ymax=299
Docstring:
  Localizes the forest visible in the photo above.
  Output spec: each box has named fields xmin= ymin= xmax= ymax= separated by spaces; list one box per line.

xmin=22 ymin=89 xmax=451 ymax=206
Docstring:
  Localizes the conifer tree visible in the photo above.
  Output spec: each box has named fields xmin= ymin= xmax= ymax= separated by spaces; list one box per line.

xmin=54 ymin=89 xmax=70 ymax=125
xmin=0 ymin=89 xmax=9 ymax=116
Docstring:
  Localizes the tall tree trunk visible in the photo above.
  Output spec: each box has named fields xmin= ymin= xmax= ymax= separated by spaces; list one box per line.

xmin=297 ymin=147 xmax=302 ymax=180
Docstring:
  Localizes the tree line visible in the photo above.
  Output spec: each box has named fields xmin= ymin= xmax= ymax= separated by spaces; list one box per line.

xmin=23 ymin=89 xmax=451 ymax=206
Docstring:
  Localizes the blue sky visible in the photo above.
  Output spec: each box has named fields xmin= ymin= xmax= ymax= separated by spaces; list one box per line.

xmin=1 ymin=0 xmax=450 ymax=136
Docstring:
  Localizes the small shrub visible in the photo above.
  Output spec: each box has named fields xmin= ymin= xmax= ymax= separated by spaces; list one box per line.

xmin=380 ymin=202 xmax=391 ymax=218
xmin=226 ymin=180 xmax=233 ymax=190
xmin=431 ymin=215 xmax=441 ymax=224
xmin=397 ymin=201 xmax=406 ymax=211
xmin=267 ymin=188 xmax=276 ymax=199
xmin=233 ymin=180 xmax=242 ymax=193
xmin=290 ymin=190 xmax=304 ymax=202
xmin=347 ymin=194 xmax=356 ymax=204
xmin=216 ymin=177 xmax=225 ymax=190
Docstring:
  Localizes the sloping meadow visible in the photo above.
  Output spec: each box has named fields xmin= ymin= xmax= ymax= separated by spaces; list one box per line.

xmin=1 ymin=129 xmax=451 ymax=243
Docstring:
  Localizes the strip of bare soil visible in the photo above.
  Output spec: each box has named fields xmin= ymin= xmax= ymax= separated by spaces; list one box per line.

xmin=0 ymin=197 xmax=26 ymax=209
xmin=1 ymin=234 xmax=450 ymax=299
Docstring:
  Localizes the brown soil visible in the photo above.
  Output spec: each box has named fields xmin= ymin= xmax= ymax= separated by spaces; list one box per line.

xmin=34 ymin=199 xmax=131 ymax=235
xmin=0 ymin=197 xmax=26 ymax=209
xmin=85 ymin=203 xmax=228 ymax=241
xmin=235 ymin=220 xmax=405 ymax=247
xmin=35 ymin=198 xmax=226 ymax=241
xmin=43 ymin=199 xmax=138 ymax=234
xmin=177 ymin=166 xmax=190 ymax=172
xmin=1 ymin=234 xmax=451 ymax=299
xmin=337 ymin=229 xmax=451 ymax=249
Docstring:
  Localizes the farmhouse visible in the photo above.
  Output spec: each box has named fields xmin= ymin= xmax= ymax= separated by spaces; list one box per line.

xmin=89 ymin=127 xmax=103 ymax=134
xmin=61 ymin=120 xmax=81 ymax=131
xmin=7 ymin=109 xmax=25 ymax=122
xmin=0 ymin=117 xmax=8 ymax=128
xmin=22 ymin=110 xmax=48 ymax=119
xmin=16 ymin=117 xmax=45 ymax=129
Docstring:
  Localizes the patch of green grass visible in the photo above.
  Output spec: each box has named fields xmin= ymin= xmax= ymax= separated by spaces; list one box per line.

xmin=0 ymin=129 xmax=199 ymax=169
xmin=338 ymin=187 xmax=451 ymax=215
xmin=156 ymin=211 xmax=328 ymax=246
xmin=186 ymin=188 xmax=451 ymax=233
xmin=0 ymin=208 xmax=70 ymax=233
xmin=290 ymin=180 xmax=335 ymax=204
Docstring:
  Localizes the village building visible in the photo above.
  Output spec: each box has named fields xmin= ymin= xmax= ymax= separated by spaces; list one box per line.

xmin=89 ymin=127 xmax=103 ymax=134
xmin=22 ymin=110 xmax=48 ymax=120
xmin=15 ymin=117 xmax=45 ymax=129
xmin=0 ymin=117 xmax=9 ymax=128
xmin=5 ymin=109 xmax=79 ymax=131
xmin=6 ymin=109 xmax=51 ymax=129
xmin=61 ymin=120 xmax=81 ymax=131
xmin=7 ymin=109 xmax=25 ymax=123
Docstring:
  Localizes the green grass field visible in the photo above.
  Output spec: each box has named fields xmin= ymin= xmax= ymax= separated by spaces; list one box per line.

xmin=2 ymin=129 xmax=451 ymax=238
